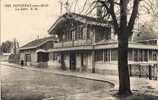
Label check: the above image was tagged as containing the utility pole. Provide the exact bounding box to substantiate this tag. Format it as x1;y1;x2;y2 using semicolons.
37;34;39;40
65;0;70;13
13;38;17;54
58;0;63;15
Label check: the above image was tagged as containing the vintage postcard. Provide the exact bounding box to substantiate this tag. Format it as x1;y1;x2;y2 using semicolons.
0;0;158;100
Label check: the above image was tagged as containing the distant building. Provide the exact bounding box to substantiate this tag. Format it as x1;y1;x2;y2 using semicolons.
19;36;57;67
48;13;158;75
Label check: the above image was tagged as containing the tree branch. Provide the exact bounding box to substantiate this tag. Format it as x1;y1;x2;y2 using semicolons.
128;0;140;36
97;0;119;34
109;0;119;34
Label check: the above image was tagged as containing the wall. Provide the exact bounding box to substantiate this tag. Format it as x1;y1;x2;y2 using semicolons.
0;54;9;62
76;53;81;70
95;62;118;75
64;53;70;69
48;52;60;68
30;51;37;66
87;53;92;71
19;49;37;66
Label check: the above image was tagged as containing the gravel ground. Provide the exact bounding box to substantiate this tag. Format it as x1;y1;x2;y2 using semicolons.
1;63;158;100
1;65;113;100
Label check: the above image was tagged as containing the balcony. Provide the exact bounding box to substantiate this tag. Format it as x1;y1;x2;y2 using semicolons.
54;39;92;48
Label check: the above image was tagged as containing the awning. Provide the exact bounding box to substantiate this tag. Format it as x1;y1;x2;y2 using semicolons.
36;49;48;53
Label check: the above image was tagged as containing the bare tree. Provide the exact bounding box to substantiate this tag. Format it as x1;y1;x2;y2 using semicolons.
61;0;142;96
95;0;141;95
140;0;158;17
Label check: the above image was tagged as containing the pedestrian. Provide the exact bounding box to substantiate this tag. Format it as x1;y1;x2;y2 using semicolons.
21;60;24;67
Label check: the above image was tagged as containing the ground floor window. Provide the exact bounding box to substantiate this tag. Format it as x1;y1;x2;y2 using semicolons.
94;48;157;63
25;54;31;62
111;49;117;61
152;51;157;61
134;49;139;61
144;50;148;61
104;49;111;62
128;49;133;61
149;50;153;61
95;50;103;62
94;49;111;62
49;53;58;61
133;49;149;62
132;49;158;62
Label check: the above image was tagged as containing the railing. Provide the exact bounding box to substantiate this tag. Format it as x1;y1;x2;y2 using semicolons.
54;42;63;48
54;39;92;48
128;64;158;80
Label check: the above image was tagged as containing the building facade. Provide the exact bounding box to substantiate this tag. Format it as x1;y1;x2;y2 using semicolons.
19;36;57;67
48;13;158;76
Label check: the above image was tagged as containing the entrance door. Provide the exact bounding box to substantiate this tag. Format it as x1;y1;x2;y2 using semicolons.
70;53;76;70
83;54;88;67
25;54;31;65
37;52;49;62
37;52;49;68
81;53;88;71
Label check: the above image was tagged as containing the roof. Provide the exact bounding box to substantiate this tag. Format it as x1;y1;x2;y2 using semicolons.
133;32;158;42
48;13;111;34
19;36;57;50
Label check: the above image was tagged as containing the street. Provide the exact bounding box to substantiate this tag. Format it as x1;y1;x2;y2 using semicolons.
1;65;113;100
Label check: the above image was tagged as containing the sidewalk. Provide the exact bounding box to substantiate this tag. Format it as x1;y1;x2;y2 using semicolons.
1;62;158;97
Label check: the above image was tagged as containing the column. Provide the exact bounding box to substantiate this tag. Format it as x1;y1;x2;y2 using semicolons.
92;50;95;73
132;49;134;61
147;50;150;62
60;52;66;70
109;49;111;62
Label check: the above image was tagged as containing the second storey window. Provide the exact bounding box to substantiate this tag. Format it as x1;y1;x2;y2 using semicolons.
111;49;118;61
76;27;83;40
87;29;90;39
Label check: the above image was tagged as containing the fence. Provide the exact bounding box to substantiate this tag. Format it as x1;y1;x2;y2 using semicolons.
8;54;20;64
129;64;158;80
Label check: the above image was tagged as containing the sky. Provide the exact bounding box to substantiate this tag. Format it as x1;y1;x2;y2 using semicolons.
1;0;156;46
1;0;61;46
1;0;95;46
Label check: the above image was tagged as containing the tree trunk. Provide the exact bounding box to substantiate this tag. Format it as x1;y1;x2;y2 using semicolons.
118;30;132;95
117;0;132;95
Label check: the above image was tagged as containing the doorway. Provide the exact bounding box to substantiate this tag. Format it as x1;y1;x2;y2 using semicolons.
25;54;31;65
37;52;49;68
37;52;49;62
81;53;88;71
70;52;76;70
